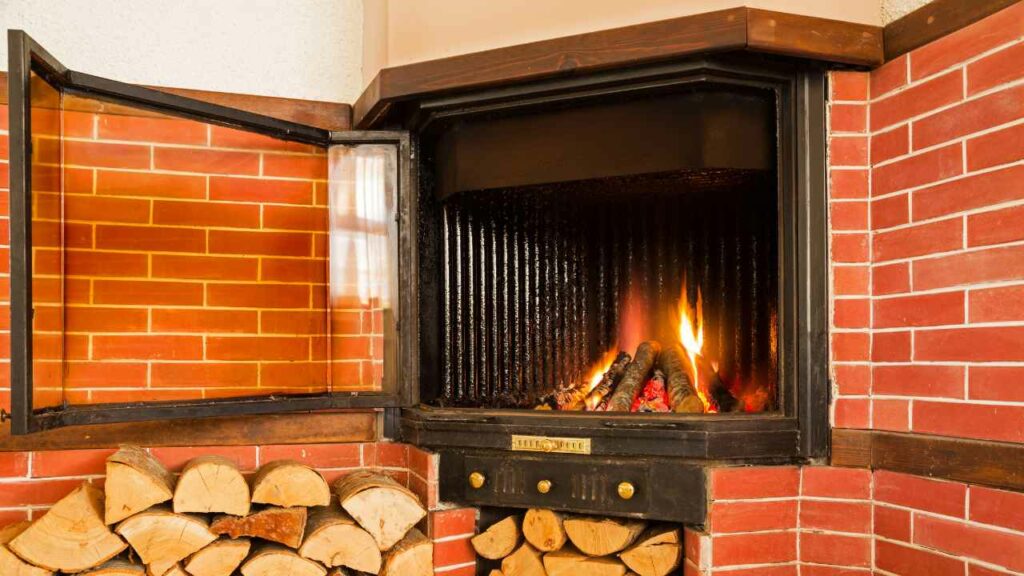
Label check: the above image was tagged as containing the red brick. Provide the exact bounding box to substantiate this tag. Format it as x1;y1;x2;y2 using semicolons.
93;335;203;360
66;306;149;333
800;500;871;534
64;250;149;278
31;448;116;478
871;70;963;132
263;154;327;179
259;443;361;469
969;564;1012;576
96;170;206;199
65;362;148;388
151;363;258;388
830;169;868;199
873;291;965;328
917;326;1024;362
872;143;963;197
830;104;867;133
60;140;151;169
833;398;869;428
206;283;309;308
832;332;870;362
831;234;869;263
207;336;309;361
712;532;796;567
263;204;328;231
910;2;1024;81
969;366;1024;402
915;85;1024;150
969;42;1024;95
261;310;327;334
0;478;89;507
970;284;1024;322
714;567;797;576
915;244;1024;290
869;401;905;433
870;55;908;99
800;532;870;568
833;364;871;395
801;466;871;499
153;200;261;229
873;364;964;398
154;147;259;175
709;500;797;533
968;122;1024;171
833;298;870;328
209;126;315;152
374;442;409;468
96;224;206;253
64;195;150;224
831;71;869;101
94;279;203;306
871;124;910;165
833;266;869;296
430;508;477;538
829;136;868;166
915;165;1024;222
152;309;258;333
0;452;29;477
874;504;911;542
872;217;963;262
875;539;965;576
875;470;966;517
970;486;1024;533
152;254;258;281
968;203;1024;247
98;115;207;145
260;361;329;389
798;567;867;576
209;229;311;257
871;193;909;230
914;401;1024;443
0;510;29;524
830;201;868;231
434;537;475;567
150;446;258;472
915;514;1024;572
872;262;910;295
408;446;437;483
209;177;313;205
261;258;327;283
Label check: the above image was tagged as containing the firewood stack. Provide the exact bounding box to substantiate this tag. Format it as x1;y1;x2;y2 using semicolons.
473;508;681;576
0;446;431;576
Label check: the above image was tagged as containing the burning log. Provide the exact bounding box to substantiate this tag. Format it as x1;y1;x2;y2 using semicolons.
660;345;704;413
631;370;670;412
581;351;632;410
692;353;737;412
471;515;520;560
522;508;566;552
606;341;661;412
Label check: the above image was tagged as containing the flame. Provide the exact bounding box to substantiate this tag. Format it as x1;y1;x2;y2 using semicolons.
582;349;618;410
676;284;716;413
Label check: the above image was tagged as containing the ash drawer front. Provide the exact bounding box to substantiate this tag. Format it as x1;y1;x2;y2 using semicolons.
439;450;706;523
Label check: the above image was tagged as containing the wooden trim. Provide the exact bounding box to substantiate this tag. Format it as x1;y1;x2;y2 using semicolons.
883;0;1022;61
0;411;377;452
831;429;1024;492
0;71;351;130
353;7;883;128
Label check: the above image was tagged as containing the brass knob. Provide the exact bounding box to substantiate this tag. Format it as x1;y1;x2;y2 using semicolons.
540;438;558;452
617;481;636;500
537;479;552;494
468;471;486;489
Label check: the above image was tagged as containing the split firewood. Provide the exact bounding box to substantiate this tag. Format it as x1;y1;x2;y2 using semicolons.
240;544;327;576
0;521;52;576
115;508;217;576
564;516;647;556
500;542;545;576
81;560;145;574
158;564;189;576
380;528;432;576
209;506;307;548
9;483;127;572
184;538;251;576
105;446;175;525
543;549;627;576
661;345;704;413
692;353;737;412
251;460;331;508
471;515;520;559
488;571;505;576
581;351;632;410
334;471;427;550
606;341;661;411
522;508;566;552
299;504;382;573
618;526;681;576
173;456;250;516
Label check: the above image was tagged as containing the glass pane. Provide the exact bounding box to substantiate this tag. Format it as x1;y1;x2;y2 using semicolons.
327;144;398;392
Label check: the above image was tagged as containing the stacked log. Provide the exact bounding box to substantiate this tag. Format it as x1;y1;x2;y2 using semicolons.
0;453;430;576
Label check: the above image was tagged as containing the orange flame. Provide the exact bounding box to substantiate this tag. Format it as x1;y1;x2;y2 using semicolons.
582;349;618;410
676;284;715;413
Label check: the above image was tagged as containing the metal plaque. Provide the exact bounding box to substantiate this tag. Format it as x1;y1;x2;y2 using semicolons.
511;435;591;454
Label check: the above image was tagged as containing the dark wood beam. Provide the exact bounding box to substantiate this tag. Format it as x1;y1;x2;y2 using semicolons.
354;7;883;128
0;411;377;452
883;0;1022;61
831;429;1024;492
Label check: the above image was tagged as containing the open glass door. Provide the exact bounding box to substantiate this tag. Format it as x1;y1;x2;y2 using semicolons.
5;31;415;434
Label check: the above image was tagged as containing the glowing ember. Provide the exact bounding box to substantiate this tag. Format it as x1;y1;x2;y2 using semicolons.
676;284;715;413
582;349;618;409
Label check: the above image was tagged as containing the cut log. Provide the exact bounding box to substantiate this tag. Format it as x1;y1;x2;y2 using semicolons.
81;560;145;574
158;565;189;576
471;515;520;559
606;341;661;412
619;526;681;576
380;528;432;576
105;446;175;525
564;516;646;556
184;538;251;576
522;509;565;552
9;483;127;572
115;508;217;576
299;504;381;573
544;550;627;576
241;544;327;576
0;521;52;576
558;351;631;410
173;456;250;516
661;345;704;413
251;460;331;508
334;471;426;550
501;542;545;576
209;506;307;548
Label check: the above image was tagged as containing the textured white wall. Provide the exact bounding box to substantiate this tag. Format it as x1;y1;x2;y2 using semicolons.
882;0;933;23
0;0;363;104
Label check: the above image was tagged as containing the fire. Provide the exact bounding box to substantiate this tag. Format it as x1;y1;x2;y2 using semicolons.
582;349;618;410
676;284;716;413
